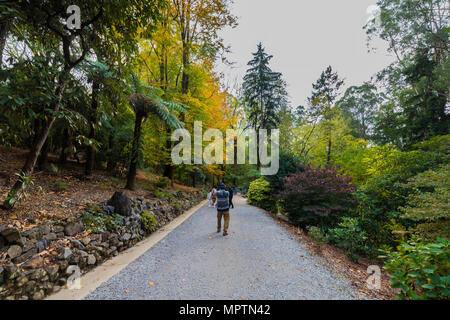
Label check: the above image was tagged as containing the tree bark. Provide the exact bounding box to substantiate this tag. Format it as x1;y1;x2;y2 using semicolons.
37;138;50;171
2;80;66;209
326;137;332;166
106;133;115;172
59;127;69;165
0;19;8;67
233;137;238;186
163;126;175;185
85;81;99;176
125;114;143;190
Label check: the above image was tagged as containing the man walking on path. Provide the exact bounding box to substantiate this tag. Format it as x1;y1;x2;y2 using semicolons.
216;183;230;236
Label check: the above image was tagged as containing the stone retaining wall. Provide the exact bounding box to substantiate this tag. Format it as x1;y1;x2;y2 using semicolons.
0;189;205;300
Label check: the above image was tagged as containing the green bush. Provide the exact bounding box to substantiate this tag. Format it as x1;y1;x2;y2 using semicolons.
155;176;171;189
354;137;449;249
154;188;174;200
327;217;373;262
308;226;328;244
82;205;124;233
380;238;450;300
398;164;450;242
140;210;157;233
247;177;277;212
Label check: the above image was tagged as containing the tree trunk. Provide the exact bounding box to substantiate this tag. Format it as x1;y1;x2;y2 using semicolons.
326;136;332;166
59;127;69;165
37;138;50;171
85;81;99;176
125;114;143;190
2;81;66;209
181;43;189;95
233;137;238;186
192;169;196;188
0;19;7;67
106;134;115;172
163;126;175;185
256;128;261;170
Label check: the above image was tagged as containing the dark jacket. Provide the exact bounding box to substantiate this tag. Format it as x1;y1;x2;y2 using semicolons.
216;189;230;211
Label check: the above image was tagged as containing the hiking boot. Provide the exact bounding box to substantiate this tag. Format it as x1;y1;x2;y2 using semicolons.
217;229;221;233
223;232;228;236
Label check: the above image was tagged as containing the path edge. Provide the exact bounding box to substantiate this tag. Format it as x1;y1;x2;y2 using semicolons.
46;200;208;300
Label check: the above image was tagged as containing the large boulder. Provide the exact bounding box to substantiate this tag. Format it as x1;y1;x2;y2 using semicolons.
107;192;132;216
1;227;23;246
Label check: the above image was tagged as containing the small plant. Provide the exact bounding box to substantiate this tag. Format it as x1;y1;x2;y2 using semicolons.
308;226;328;244
142;183;157;193
82;205;124;233
380;238;450;300
53;180;69;192
154;188;174;200
140;210;157;233
155;176;171;189
49;163;59;174
327;217;372;262
3;172;35;207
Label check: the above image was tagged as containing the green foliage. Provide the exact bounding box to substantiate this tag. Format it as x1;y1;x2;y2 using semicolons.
327;217;373;262
337;83;382;140
3;172;36;206
243;43;287;131
154;188;175;201
140;210;157;233
308;226;328;244
265;150;302;191
247;177;277;212
380;238;450;300
155;176;171;189
399;164;450;242
360;147;442;217
52;181;69;193
82;205;123;233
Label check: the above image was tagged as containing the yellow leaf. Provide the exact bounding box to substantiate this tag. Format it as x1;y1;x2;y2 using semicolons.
148;282;154;286
9;216;17;219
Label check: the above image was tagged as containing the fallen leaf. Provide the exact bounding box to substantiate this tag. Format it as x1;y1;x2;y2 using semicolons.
181;278;187;282
124;289;129;293
209;236;212;239
148;282;154;286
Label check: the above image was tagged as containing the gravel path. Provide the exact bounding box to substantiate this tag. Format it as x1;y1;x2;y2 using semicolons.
85;197;362;300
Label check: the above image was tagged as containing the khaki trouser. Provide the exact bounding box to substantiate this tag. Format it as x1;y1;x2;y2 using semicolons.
217;210;230;233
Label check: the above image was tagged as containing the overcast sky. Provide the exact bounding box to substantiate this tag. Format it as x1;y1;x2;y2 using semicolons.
216;0;395;108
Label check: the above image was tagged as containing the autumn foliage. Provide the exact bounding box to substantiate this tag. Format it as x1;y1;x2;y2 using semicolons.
278;165;356;228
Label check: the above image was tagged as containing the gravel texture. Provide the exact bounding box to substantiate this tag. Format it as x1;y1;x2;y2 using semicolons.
85;197;362;300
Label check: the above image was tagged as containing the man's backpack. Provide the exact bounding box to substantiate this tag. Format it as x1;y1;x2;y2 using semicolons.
215;190;230;210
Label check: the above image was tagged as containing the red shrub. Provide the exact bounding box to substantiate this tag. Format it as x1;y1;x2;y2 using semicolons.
278;165;356;228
